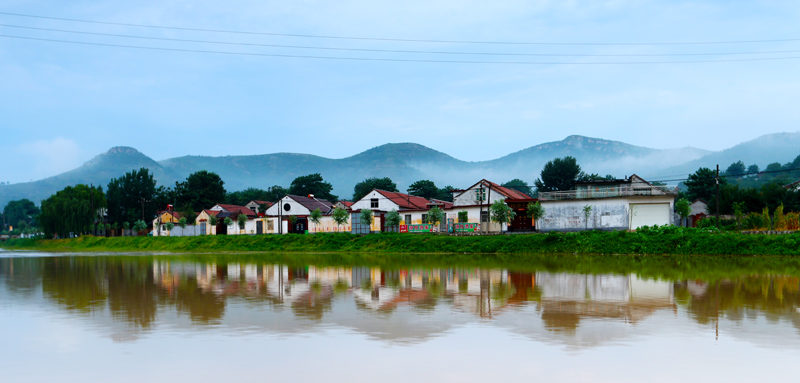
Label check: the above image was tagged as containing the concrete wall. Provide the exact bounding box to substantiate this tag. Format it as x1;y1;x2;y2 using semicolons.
539;196;674;232
539;199;630;232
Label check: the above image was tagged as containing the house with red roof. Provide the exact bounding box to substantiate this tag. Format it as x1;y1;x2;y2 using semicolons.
350;189;438;233
209;204;260;234
264;195;343;234
450;179;536;233
245;200;273;214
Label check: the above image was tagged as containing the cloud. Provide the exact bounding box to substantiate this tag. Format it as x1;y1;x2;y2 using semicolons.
15;138;82;181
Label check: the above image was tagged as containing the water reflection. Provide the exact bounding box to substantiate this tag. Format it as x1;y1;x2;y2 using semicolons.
2;254;800;346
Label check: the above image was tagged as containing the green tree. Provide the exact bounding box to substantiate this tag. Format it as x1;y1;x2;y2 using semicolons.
426;206;445;227
174;170;226;211
501;179;532;196
457;211;469;223
534;156;583;192
437;185;456;202
675;198;691;227
133;220;147;235
164;221;175;236
526;201;545;230
224;187;282;208
733;201;746;230
685;167;725;202
761;206;772;230
408;180;440;200
309;208;323;232
724;161;747;178
583;205;593;230
224;217;233;232
332;207;349;232
106;168;161;225
289;173;337;202
178;217;187;230
360;209;373;231
123;221;130;236
747;164;760;175
353;177;398;201
2;199;40;230
39;184;106;238
489;200;515;230
237;213;247;233
385;209;401;231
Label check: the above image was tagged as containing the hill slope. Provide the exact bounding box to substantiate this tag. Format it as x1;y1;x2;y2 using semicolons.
7;134;776;207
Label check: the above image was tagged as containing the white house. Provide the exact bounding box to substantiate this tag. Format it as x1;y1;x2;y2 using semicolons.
537;175;676;232
349;189;435;233
208;204;259;235
264;195;339;234
449;180;535;233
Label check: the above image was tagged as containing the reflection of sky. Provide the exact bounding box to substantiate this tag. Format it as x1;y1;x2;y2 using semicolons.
3;252;800;382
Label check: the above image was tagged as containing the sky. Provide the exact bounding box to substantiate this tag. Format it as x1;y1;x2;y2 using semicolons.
1;0;800;184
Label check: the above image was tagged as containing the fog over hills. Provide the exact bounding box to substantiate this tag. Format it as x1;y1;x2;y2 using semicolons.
2;133;798;207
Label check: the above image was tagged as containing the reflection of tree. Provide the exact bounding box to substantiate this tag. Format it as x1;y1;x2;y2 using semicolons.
42;258;108;312
675;276;800;326
291;285;334;320
106;261;159;328
0;258;42;298
169;277;226;324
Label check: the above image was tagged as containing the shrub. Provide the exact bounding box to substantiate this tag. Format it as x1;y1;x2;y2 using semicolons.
786;212;799;231
743;213;764;230
773;204;787;231
761;207;772;230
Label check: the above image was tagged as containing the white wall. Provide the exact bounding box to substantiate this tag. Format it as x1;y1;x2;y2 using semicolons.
453;183;507;207
350;190;401;212
539;196;674;232
265;196;312;217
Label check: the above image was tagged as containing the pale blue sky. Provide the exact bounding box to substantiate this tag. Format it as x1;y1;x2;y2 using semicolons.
2;0;800;183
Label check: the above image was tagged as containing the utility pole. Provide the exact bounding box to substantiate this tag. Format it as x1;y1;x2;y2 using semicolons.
716;164;720;227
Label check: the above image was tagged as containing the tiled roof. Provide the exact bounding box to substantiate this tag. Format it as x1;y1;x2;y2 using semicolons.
202;209;220;217
214;204;257;218
339;201;354;207
248;200;274;206
428;199;454;209
288;195;335;214
459;180;532;200
375;190;431;210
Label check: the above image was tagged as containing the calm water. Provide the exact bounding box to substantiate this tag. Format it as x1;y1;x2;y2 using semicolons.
2;250;800;382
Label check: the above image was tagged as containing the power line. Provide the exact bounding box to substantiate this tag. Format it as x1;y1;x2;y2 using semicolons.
2;11;799;46
648;165;800;184
4;34;800;64
4;23;800;57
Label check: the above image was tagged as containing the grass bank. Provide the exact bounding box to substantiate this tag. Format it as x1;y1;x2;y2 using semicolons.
3;226;800;256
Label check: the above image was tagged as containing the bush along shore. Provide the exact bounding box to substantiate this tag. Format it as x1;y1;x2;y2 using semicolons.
3;226;800;256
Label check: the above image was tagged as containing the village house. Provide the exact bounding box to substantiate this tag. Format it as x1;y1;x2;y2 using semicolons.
536;175;676;232
195;209;220;235
245;200;273;214
264;195;340;234
209;204;259;235
449;180;535;233
688;199;708;227
349;189;434;233
152;210;182;236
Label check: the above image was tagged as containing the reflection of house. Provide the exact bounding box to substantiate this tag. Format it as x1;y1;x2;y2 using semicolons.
538;175;676;231
449;179;535;232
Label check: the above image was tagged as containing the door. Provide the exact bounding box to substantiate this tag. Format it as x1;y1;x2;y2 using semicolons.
256;220;263;234
630;203;670;229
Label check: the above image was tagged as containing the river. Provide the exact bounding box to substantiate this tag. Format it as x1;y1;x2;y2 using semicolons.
1;250;799;382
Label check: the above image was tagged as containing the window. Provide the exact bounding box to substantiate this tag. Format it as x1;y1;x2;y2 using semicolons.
370;198;379;208
199;222;206;235
283;203;291;212
405;214;412;225
267;220;274;231
481;211;489;222
476;188;486;202
422;214;428;224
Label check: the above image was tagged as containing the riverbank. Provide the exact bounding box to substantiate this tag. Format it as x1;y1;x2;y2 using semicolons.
3;226;800;256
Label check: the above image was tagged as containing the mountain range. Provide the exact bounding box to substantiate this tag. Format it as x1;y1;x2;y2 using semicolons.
2;133;799;207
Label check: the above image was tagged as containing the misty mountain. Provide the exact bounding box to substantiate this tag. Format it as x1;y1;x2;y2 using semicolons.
652;132;800;179
12;133;799;208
